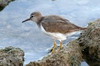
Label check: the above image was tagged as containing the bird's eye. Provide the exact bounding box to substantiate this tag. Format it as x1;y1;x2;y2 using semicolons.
31;15;34;17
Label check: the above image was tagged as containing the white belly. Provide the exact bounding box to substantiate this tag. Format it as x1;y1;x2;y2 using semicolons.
40;25;78;41
40;26;66;41
44;32;66;41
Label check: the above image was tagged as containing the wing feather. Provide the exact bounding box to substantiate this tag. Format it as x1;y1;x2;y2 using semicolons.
41;15;81;34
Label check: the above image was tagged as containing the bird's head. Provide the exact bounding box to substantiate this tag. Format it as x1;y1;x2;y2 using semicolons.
22;12;42;23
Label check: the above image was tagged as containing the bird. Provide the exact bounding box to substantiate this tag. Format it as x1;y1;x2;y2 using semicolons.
22;12;86;53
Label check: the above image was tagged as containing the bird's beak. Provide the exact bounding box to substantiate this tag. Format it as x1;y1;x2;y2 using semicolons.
22;18;31;23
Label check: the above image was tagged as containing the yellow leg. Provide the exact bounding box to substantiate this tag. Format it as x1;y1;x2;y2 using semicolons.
60;41;63;49
52;41;57;54
57;41;63;52
52;48;54;54
54;41;57;49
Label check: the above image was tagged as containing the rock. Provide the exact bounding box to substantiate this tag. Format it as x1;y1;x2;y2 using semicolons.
26;40;83;66
0;0;15;11
0;46;24;66
26;19;100;66
78;19;100;66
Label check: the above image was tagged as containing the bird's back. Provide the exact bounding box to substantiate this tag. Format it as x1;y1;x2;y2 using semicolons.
40;15;85;34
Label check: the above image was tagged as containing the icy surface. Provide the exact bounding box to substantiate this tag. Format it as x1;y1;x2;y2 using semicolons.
0;0;100;65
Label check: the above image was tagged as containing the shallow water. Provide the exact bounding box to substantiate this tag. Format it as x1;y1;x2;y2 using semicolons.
0;0;100;65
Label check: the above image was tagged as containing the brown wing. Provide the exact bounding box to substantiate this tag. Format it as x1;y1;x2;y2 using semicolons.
41;15;82;34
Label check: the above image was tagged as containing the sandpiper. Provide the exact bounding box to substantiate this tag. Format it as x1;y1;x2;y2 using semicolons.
22;12;86;53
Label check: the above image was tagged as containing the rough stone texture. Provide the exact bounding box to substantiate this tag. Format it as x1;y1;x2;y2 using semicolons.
78;19;100;66
26;40;83;66
0;0;14;11
26;19;100;66
0;46;24;66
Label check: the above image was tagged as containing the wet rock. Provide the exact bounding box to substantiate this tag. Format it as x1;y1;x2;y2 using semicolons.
26;19;100;66
0;46;24;66
0;0;15;11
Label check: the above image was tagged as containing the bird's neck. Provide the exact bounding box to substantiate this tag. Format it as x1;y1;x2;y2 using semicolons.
36;17;44;27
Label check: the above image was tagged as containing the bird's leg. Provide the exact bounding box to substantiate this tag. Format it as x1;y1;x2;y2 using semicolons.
52;48;54;53
54;41;57;49
57;41;63;52
60;41;63;49
52;41;57;53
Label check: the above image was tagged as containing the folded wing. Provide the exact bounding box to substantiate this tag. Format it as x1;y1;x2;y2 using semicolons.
41;15;82;34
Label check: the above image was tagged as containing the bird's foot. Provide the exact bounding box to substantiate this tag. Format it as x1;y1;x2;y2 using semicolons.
48;46;59;53
51;48;55;54
48;46;63;53
48;41;63;53
57;46;63;52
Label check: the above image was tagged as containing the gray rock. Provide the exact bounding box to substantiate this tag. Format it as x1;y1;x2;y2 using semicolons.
26;40;83;66
0;46;24;66
0;0;14;11
78;19;100;66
